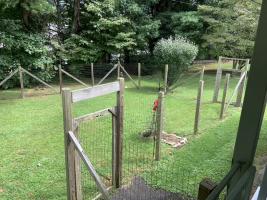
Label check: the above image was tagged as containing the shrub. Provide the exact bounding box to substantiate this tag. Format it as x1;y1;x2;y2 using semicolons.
153;36;198;86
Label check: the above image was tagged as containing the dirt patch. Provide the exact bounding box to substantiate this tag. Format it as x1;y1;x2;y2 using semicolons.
111;176;191;200
162;132;187;148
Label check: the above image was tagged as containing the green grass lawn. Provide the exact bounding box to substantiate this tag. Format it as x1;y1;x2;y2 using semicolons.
0;73;266;199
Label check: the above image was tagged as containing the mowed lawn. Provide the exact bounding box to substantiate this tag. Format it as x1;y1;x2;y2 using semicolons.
0;73;267;199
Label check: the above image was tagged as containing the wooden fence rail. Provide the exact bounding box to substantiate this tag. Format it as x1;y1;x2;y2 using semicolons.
224;72;247;112
68;131;109;200
0;69;19;87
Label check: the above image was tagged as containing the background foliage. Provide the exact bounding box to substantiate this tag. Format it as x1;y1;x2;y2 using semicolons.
0;0;262;88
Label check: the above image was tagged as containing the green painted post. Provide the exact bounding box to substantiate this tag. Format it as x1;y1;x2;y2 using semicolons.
229;0;267;197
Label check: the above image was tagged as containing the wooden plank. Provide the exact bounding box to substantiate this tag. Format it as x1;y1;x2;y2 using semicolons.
62;88;77;200
59;64;63;93
74;125;82;200
200;66;205;81
220;56;249;61
235;71;247;107
226;166;255;200
71;81;120;103
213;57;222;103
155;91;164;161
194;80;204;134
19;66;24;99
225;72;247;112
138;63;141;88
114;78;124;188
97;65;117;85
91;63;95;86
22;68;58;92
220;74;230;119
119;64;139;89
74;107;115;124
206;164;240;200
0;69;19;87
117;62;120;78
61;69;89;87
164;64;169;93
68;131;110;200
112;113;117;186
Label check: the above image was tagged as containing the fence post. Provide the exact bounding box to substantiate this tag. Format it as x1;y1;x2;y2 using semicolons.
19;66;24;99
117;62;121;79
220;74;230;119
112;112;116;186
194;80;204;134
138;63;141;89
213;56;222;103
155;91;164;161
114;78;124;188
74;124;82;200
235;71;246;107
62;88;77;200
59;64;63;93
200;66;205;81
164;64;169;93
91;63;95;86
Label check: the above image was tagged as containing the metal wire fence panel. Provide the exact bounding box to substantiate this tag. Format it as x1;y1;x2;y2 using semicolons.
66;72;236;199
79;114;113;199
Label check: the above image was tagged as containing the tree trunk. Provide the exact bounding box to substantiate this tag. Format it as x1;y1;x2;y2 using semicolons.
72;0;81;33
20;0;30;28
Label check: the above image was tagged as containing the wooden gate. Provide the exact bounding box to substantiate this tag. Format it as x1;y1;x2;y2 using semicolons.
62;79;124;200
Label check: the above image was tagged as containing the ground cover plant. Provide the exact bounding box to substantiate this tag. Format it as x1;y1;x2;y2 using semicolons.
0;71;266;199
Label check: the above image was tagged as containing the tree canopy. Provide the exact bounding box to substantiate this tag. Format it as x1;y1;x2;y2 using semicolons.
0;0;262;88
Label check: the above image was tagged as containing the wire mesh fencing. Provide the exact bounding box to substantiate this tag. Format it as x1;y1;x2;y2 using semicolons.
70;83;231;200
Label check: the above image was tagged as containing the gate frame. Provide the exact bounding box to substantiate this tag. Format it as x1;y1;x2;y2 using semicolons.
62;78;125;200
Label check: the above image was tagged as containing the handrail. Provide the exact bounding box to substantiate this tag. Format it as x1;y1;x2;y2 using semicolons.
206;163;241;200
226;166;255;199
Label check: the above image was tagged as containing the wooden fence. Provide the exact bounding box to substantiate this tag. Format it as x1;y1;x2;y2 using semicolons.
213;56;250;103
0;66;58;98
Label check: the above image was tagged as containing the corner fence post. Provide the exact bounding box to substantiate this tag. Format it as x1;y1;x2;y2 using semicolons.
62;88;78;200
213;56;222;103
155;91;164;161
220;73;230;119
138;63;141;89
59;64;63;93
164;64;169;94
194;80;204;134
114;78;124;188
91;63;95;86
19;65;24;98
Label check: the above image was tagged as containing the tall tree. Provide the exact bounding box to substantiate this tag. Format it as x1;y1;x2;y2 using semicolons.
72;0;81;33
0;0;56;88
199;0;261;58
